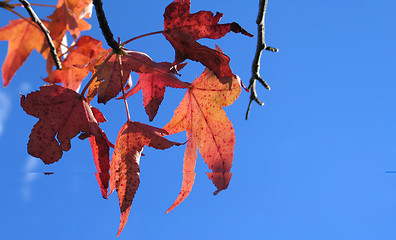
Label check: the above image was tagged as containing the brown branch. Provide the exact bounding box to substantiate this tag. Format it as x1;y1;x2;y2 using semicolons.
92;0;121;53
18;0;62;70
246;0;278;120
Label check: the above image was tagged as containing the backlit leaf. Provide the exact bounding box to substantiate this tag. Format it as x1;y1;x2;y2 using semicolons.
0;19;48;87
21;85;105;164
110;121;182;236
163;0;252;81
164;67;241;212
122;62;189;121
44;36;105;92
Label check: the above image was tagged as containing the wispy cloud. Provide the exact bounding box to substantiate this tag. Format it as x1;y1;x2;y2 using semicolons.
21;156;40;201
0;91;11;137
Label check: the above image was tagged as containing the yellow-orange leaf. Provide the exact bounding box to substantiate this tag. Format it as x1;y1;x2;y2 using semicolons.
164;67;241;213
110;121;181;236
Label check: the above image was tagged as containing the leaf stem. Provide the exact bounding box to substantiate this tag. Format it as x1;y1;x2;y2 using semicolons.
246;0;278;120
18;0;62;70
121;30;165;46
92;0;121;54
117;55;131;122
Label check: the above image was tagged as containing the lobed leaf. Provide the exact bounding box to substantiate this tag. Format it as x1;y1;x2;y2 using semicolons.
164;67;241;212
163;0;253;82
44;36;105;92
85;50;186;104
122;62;189;121
21;85;107;164
110;121;182;236
0;19;48;87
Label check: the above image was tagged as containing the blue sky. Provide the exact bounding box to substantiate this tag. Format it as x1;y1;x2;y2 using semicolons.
1;0;396;239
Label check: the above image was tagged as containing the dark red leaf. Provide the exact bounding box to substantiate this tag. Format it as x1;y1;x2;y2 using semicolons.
21;85;104;164
163;0;253;81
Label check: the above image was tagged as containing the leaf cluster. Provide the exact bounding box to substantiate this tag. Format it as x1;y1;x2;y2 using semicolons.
0;0;253;236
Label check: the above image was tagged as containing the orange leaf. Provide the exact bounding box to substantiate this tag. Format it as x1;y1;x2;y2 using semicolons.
21;85;105;164
48;0;91;41
44;0;92;76
110;121;182;236
0;19;48;87
44;36;105;92
164;67;241;212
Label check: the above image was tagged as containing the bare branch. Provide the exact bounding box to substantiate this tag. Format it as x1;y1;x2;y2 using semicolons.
92;0;121;53
246;0;278;120
18;0;62;70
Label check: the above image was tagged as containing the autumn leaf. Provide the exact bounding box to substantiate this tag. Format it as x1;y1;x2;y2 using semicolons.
43;0;92;78
164;67;241;213
0;19;48;87
121;62;189;121
163;0;253;81
89;106;113;198
48;0;92;42
110;121;182;236
21;85;105;164
44;36;105;92
85;50;185;104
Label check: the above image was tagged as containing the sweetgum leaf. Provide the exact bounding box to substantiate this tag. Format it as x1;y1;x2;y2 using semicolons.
122;62;189;121
48;0;92;41
89;106;113;198
164;67;241;212
163;0;253;81
44;36;105;92
0;19;49;87
110;121;182;236
21;85;105;164
85;50;185;104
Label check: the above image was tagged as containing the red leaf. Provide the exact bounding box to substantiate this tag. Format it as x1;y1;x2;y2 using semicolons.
110;121;182;236
86;50;185;104
89;106;113;198
89;132;112;198
21;85;104;164
163;0;252;81
44;36;105;91
122;62;189;121
164;67;241;212
0;19;48;87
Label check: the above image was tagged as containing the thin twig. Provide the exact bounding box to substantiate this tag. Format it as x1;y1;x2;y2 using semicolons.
92;0;121;53
246;0;278;120
121;30;165;46
18;0;62;70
